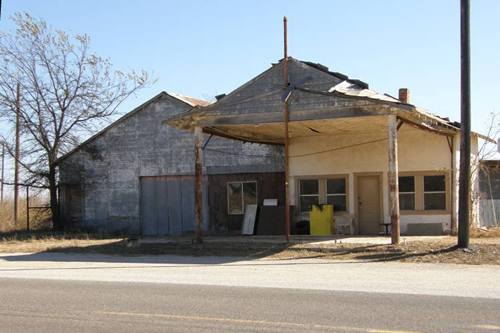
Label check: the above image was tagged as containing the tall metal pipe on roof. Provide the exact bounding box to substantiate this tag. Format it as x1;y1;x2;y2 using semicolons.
283;16;291;241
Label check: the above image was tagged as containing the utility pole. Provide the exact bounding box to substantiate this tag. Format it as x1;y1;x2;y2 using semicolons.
458;0;471;248
13;82;20;228
0;143;4;205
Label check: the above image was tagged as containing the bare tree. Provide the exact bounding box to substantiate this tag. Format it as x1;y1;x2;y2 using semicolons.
470;112;499;227
0;13;150;229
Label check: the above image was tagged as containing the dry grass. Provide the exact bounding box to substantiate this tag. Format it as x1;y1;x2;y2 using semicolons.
471;226;500;238
0;198;51;232
0;230;122;253
0;231;499;265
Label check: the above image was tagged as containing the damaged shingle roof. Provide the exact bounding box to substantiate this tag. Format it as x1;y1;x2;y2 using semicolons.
297;59;468;130
168;92;212;107
300;60;370;89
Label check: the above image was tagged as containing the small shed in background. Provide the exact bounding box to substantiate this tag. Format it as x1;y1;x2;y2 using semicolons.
479;160;500;227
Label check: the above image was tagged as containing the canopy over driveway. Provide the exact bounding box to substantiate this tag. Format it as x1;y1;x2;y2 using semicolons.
166;57;484;244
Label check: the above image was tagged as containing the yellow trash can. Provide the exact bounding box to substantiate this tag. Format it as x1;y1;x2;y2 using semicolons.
309;204;334;236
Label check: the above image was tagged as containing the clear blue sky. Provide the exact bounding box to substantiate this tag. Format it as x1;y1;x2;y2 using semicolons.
2;0;499;135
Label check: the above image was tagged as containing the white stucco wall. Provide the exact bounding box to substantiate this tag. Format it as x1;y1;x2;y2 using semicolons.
288;116;478;234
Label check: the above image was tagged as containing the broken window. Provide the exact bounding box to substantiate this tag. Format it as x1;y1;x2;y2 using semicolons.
326;178;347;212
399;176;415;210
424;175;446;210
299;179;319;213
227;181;257;215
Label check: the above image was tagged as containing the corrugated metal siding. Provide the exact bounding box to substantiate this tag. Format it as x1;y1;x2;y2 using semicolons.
140;176;196;236
479;199;500;227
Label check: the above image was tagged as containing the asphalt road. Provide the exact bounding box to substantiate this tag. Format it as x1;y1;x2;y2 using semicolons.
0;253;499;332
0;278;498;333
1;253;500;299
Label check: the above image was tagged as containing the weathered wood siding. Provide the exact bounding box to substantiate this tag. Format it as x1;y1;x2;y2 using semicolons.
58;93;283;234
208;172;285;233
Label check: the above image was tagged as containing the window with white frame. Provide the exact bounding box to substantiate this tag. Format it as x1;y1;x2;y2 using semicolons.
423;175;446;210
299;177;347;213
326;178;347;212
397;173;447;212
299;179;320;213
227;181;257;215
399;176;415;210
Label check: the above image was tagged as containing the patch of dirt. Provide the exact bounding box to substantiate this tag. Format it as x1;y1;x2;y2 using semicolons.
276;240;500;265
0;231;499;265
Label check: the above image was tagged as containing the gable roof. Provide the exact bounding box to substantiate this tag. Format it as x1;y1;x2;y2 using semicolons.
55;91;209;165
168;92;212;107
165;57;495;145
166;58;452;128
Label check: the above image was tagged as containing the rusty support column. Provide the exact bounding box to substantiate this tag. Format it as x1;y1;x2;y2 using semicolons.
194;126;204;244
388;115;400;244
450;135;459;234
283;16;291;241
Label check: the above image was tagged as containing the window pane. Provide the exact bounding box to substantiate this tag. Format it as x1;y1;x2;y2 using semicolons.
227;183;242;214
300;179;319;195
424;193;446;210
327;178;346;194
399;193;415;210
399;176;415;192
243;182;257;207
300;196;319;212
326;195;347;212
424;175;445;192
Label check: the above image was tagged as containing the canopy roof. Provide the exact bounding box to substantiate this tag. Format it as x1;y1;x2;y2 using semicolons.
166;58;490;144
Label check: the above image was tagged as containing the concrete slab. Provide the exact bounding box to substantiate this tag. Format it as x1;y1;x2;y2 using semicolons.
138;235;450;246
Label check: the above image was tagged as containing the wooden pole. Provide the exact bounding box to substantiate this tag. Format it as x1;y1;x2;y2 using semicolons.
26;185;29;231
388;115;400;244
458;0;471;248
14;81;20;228
194;126;204;244
283;16;291;241
0;143;4;205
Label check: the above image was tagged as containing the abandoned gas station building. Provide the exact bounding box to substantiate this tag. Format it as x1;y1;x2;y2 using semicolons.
167;57;491;238
58;57;490;237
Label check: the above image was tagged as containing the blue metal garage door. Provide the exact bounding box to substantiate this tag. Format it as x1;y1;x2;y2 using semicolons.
140;176;195;236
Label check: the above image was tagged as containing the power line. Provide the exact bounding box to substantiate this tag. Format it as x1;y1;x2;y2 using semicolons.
289;137;387;158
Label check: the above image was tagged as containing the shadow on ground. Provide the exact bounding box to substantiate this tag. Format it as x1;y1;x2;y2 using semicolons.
1;231;497;265
0;238;456;265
